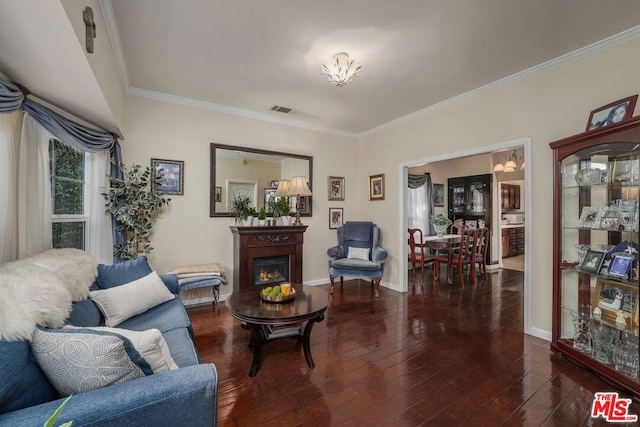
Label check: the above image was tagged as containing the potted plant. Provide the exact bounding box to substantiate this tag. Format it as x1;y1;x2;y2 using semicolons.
104;163;171;260
270;197;291;225
230;195;255;226
257;206;267;226
430;213;452;237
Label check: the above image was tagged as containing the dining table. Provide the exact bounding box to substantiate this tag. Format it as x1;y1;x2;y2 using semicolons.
420;234;463;282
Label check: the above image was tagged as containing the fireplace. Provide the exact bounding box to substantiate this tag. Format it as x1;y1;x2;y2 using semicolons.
230;225;307;291
253;255;290;286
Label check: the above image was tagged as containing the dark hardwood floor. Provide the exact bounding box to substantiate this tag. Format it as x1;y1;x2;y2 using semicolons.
188;267;640;426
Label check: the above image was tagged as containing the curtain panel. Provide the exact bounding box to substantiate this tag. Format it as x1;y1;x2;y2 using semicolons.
0;77;123;262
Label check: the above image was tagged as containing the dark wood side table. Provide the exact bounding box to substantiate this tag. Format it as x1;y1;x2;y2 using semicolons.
225;284;330;377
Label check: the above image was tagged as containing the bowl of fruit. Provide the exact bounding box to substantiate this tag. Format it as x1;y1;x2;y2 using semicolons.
260;283;296;303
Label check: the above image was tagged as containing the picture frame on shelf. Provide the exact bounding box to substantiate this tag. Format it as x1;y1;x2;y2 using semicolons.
608;254;633;279
599;216;620;231
577;206;603;228
270;180;279;188
591;278;638;325
586;95;638;131
581;250;605;275
369;174;385;201
328;176;345;201
151;158;184;195
432;183;444;207
329;207;343;229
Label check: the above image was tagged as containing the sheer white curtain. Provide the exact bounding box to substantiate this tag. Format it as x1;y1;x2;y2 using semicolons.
18;113;52;258
408;185;429;232
87;150;113;264
0;112;21;263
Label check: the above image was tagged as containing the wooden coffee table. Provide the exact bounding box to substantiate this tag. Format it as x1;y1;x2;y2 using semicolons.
225;284;330;377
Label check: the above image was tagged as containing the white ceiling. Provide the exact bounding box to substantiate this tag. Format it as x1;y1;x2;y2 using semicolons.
0;1;639;138
108;0;640;136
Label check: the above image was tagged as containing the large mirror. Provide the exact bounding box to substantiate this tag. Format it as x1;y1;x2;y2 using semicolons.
210;143;313;217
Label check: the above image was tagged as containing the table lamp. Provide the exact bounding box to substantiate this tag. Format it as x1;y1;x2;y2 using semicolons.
286;176;312;226
275;179;290;198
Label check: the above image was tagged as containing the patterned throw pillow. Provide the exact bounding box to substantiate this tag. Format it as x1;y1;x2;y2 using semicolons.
31;327;152;396
347;247;370;260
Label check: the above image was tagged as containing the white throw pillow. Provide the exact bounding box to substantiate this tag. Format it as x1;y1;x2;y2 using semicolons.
347;247;370;260
31;327;149;396
64;326;178;373
89;271;175;327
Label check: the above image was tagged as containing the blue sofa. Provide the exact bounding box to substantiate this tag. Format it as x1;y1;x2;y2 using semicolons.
0;260;218;426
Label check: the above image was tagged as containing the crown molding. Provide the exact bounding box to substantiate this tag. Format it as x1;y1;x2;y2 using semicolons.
358;25;640;138
126;87;358;138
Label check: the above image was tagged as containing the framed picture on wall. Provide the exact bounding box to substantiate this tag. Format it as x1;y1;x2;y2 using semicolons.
369;174;385;201
151;158;184;195
214;186;222;203
328;176;345;201
329;207;343;229
433;183;444;207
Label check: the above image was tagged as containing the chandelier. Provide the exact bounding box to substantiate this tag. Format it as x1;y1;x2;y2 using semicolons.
494;149;525;172
321;52;362;87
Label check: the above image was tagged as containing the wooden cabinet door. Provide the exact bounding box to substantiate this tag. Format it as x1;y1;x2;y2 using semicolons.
502;229;510;258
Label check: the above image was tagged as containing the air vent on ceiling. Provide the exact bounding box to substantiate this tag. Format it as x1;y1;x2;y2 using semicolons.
270;105;292;114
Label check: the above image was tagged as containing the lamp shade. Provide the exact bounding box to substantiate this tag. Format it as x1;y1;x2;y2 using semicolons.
504;160;517;169
493;163;505;172
286;176;312;197
275;180;291;197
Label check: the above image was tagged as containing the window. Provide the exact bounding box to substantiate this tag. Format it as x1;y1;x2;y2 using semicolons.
50;138;87;249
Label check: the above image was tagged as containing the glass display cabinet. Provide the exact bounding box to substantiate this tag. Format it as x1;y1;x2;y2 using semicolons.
550;116;640;400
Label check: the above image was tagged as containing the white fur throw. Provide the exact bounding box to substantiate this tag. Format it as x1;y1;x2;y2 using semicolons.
25;249;98;301
0;262;72;341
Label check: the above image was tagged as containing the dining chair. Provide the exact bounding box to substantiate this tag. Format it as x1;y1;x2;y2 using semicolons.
450;219;465;235
474;227;490;279
434;228;479;286
408;228;434;285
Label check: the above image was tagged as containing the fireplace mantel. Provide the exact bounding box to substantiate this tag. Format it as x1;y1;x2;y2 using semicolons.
230;225;307;292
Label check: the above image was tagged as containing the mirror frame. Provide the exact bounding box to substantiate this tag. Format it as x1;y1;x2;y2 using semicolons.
210;143;313;217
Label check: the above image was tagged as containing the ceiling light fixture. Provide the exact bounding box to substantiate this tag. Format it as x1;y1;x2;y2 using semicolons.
494;149;524;173
321;52;361;87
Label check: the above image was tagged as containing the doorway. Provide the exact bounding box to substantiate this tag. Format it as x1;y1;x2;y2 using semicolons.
398;138;533;335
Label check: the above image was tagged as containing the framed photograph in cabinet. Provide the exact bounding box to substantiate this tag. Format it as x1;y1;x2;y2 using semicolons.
586;95;638;131
592;278;638;325
151;158;184;195
369;174;385;201
609;254;633;279
328;176;345;201
581;250;605;274
577;206;603;229
329;207;343;229
432;183;444;207
600;216;620;231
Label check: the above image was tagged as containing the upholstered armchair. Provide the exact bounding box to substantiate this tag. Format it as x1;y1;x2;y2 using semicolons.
327;221;388;297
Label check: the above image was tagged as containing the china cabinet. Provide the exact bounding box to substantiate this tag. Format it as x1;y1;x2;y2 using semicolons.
550;116;640;400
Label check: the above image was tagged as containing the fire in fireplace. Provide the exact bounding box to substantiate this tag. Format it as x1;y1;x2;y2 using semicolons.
253;255;290;286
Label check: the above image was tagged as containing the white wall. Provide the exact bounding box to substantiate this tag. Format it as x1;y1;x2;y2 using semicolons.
120;95;357;299
356;37;640;335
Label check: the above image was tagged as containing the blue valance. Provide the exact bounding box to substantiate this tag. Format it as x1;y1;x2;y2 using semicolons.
0;79;24;113
0;77;118;153
23;99;116;153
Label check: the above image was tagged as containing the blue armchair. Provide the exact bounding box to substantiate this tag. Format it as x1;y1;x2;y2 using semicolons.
327;221;388;297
